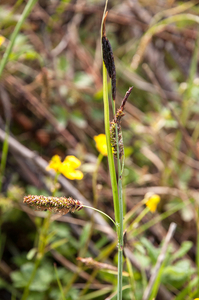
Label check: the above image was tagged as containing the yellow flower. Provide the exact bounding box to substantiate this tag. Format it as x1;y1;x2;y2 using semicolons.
0;36;5;46
194;298;199;300
60;156;83;180
145;193;160;213
46;155;62;172
46;155;83;180
94;134;108;156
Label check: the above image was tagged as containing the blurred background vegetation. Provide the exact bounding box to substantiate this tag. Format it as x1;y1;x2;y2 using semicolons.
1;0;199;299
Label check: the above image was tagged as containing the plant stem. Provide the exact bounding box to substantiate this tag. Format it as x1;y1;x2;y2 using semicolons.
101;0;119;228
83;205;116;226
21;259;40;300
128;207;149;233
112;99;124;300
102;62;120;227
21;211;52;300
54;264;65;300
124;199;146;226
0;123;9;193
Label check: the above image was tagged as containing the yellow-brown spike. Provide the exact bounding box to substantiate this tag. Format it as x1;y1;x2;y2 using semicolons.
23;195;83;215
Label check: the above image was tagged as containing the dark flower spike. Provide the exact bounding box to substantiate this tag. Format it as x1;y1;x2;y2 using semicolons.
110;87;133;158
24;195;83;215
102;11;116;101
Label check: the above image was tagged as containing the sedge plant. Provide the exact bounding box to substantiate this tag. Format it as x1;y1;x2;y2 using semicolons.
101;2;134;298
22;2;165;299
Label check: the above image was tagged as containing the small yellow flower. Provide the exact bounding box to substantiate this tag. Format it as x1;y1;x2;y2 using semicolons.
46;155;62;172
60;156;83;180
94;134;108;156
145;193;160;213
0;36;5;46
194;298;199;300
46;155;83;180
63;155;81;168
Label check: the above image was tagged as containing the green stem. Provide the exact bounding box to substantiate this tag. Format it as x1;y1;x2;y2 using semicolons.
118;182;123;300
102;62;120;227
113;100;123;300
0;123;9;193
21;210;52;300
83;205;116;226
113;99;124;300
128;207;149;233
101;0;119;228
21;259;40;300
124;199;146;226
54;264;65;300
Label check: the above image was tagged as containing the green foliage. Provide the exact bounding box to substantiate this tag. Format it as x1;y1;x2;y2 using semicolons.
11;262;54;291
171;241;193;262
140;237;160;265
162;260;194;289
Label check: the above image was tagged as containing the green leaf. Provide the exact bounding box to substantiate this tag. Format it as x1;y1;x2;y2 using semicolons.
161;260;194;289
11;262;55;291
46;230;57;244
11;270;28;288
171;241;193;262
51;222;70;238
50;238;68;250
27;248;37;260
133;252;150;268
141;237;160;265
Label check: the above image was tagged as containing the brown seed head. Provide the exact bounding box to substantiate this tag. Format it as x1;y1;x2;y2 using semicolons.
23;195;83;215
